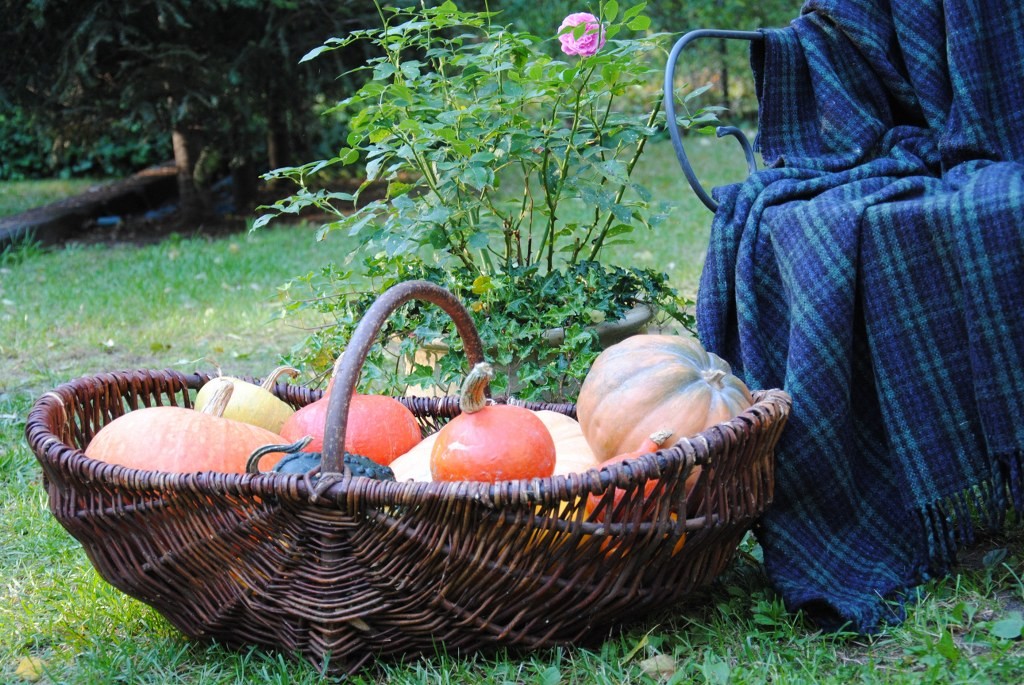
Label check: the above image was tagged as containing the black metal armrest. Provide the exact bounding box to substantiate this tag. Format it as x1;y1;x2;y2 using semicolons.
663;29;764;212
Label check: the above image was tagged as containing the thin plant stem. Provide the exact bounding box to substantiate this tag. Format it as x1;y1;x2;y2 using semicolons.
539;62;599;270
585;91;664;262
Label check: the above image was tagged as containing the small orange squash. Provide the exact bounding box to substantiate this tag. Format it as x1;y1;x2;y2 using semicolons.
390;409;596;482
430;362;556;483
576;334;753;462
585;429;674;523
85;379;288;473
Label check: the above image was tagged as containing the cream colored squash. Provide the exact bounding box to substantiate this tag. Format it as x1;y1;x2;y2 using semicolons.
193;366;298;433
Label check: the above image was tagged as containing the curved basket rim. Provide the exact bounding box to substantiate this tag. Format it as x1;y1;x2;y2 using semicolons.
25;367;791;510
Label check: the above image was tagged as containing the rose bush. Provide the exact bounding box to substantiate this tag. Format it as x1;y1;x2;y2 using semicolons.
259;1;713;399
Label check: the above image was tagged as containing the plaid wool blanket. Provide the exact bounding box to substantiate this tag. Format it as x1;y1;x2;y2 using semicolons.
698;0;1024;631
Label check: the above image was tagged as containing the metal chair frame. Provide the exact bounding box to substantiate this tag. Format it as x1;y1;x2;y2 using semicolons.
663;29;764;212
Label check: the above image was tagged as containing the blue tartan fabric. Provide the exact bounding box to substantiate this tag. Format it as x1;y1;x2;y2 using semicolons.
697;0;1024;631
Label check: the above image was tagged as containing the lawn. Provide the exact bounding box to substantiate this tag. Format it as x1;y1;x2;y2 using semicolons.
0;178;111;218
2;138;1022;683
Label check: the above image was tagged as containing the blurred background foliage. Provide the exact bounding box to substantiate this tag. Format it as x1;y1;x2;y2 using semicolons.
0;0;802;192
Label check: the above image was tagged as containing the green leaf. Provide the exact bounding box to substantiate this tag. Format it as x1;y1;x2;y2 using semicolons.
595;159;630;185
603;0;620;21
601;62;621;84
604;223;634;238
538;666;562;685
935;629;960;662
299;44;331;63
427;229;450;249
461;164;492;190
702;659;731;685
619;627;652;664
422;204;451;224
622;2;648;21
683;82;714;102
400;60;423;80
626;15;650;31
467;232;490;249
387;181;414;199
369;128;394;144
471;274;493;295
372;62;397;80
990;613;1024;640
306;159;334;175
339;147;360;165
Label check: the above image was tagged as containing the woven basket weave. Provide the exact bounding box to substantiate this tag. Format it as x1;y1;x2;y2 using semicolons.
25;281;791;675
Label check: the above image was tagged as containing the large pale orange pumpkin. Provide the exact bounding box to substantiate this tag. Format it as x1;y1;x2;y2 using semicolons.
576;334;753;462
84;379;288;473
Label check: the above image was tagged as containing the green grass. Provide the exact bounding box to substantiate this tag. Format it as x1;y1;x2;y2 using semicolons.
0;178;111;218
2;139;1023;683
0;226;339;396
603;130;755;297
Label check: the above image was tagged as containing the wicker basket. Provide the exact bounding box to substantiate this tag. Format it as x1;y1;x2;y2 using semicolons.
25;281;791;675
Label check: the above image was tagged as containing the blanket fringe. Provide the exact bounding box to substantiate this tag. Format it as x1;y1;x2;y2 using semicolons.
919;449;1023;574
1001;448;1024;513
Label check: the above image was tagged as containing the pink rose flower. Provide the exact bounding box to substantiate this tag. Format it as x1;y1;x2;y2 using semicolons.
558;12;606;57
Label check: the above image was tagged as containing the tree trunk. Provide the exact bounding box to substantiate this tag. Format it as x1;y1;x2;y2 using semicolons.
172;127;203;223
266;102;291;171
231;157;258;213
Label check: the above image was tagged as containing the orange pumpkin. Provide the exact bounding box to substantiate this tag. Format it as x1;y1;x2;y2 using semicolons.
279;355;421;466
586;430;690;557
431;362;556;482
279;392;421;466
390;409;596;483
84;379;288;473
585;429;674;523
576;334;753;462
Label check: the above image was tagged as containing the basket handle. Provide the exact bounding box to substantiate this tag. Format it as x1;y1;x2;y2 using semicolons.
316;280;485;495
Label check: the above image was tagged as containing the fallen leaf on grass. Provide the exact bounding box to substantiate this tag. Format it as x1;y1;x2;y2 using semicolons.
639;654;677;680
15;656;45;682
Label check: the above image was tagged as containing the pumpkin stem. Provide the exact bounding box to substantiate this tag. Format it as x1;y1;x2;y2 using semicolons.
459;362;494;414
648;429;674;447
259;365;300;391
245;435;313;474
201;378;234;417
701;368;728;388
